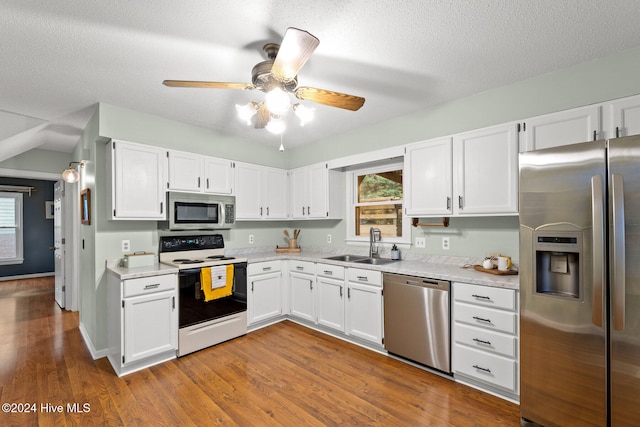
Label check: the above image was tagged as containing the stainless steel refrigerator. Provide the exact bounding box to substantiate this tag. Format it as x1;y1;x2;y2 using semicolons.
519;135;640;427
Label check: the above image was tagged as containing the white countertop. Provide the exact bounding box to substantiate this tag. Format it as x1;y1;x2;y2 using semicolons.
235;250;520;290
106;261;179;280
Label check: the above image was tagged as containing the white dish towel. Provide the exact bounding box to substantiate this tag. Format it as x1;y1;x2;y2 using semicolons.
209;265;227;290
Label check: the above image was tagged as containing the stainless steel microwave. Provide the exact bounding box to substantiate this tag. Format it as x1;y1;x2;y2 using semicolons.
159;192;236;230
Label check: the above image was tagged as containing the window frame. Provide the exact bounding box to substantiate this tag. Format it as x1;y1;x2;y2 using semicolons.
0;192;24;265
345;162;411;246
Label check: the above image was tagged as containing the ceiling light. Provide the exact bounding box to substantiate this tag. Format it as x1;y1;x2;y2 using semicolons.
61;161;84;183
266;116;286;135
235;102;258;125
293;104;314;126
264;87;291;116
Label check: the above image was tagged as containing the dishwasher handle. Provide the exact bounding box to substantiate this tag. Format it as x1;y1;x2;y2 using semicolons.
404;278;450;291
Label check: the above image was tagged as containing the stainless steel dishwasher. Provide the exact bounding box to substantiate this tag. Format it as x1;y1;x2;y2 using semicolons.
383;273;451;374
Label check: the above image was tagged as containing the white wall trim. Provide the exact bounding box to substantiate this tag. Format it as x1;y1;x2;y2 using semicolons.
326;146;404;170
0;272;54;281
79;322;108;360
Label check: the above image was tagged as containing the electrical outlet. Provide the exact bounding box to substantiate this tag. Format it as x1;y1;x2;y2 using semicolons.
249;234;254;244
442;237;450;250
327;234;332;244
415;237;426;248
121;240;130;252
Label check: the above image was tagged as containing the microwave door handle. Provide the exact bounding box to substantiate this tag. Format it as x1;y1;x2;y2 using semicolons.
611;173;626;331
591;175;605;328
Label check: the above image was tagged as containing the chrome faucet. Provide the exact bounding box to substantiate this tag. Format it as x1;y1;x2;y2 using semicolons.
369;227;381;258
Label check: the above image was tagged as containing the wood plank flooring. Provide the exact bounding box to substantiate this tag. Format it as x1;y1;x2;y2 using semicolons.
0;277;521;426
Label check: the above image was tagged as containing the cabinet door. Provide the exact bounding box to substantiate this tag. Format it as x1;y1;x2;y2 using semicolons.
346;282;382;345
453;123;519;215
248;271;281;324
123;289;177;364
316;276;345;332
290;167;307;219
404;137;453;216
167;150;203;192
203;156;234;194
608;94;640;138
234;162;263;219
307;163;328;218
522;105;601;152
289;272;315;322
263;167;288;219
112;140;166;219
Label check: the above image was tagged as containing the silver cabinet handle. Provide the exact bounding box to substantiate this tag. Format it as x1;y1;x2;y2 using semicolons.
323;270;332;275
266;207;269;216
296;266;304;270
446;196;451;210
458;195;463;209
472;316;492;323
473;338;491;345
356;276;368;281
260;207;263;216
262;267;272;271
307;206;310;215
591;175;605;328
472;294;491;300
302;206;305;216
339;286;343;298
251;281;254;292
197;177;201;188
144;283;160;290
309;280;313;290
206;178;209;189
473;364;491;373
611;173;626;331
172;296;175;310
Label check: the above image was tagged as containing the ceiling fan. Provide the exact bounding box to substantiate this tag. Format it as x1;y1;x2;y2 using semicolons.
163;27;365;130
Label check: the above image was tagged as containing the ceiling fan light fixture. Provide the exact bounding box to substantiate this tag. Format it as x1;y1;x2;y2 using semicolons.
265;116;286;135
293;103;314;126
264;87;291;116
235;101;258;125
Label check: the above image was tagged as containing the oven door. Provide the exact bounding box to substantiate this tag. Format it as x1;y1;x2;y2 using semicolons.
178;263;247;329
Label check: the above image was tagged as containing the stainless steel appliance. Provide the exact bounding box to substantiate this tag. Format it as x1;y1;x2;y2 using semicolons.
519;136;640;426
159;234;247;356
159;192;236;231
383;272;451;373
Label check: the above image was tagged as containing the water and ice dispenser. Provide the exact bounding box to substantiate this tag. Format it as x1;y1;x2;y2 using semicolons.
534;231;582;300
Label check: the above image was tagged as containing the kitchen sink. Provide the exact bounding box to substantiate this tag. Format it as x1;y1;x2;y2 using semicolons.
323;254;369;262
353;257;397;265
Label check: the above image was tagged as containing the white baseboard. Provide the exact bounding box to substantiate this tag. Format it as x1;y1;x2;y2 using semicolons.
79;322;108;360
0;272;55;281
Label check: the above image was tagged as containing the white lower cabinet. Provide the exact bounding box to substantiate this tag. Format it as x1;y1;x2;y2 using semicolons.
289;261;316;322
452;282;519;400
346;268;383;346
247;261;282;326
316;263;345;332
107;271;178;377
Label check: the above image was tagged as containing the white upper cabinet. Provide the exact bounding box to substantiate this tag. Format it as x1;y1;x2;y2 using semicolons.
520;104;601;152
607;94;640;138
290;162;343;219
108;139;167;220
404;137;453;216
167;150;234;194
234;161;288;220
453;122;519;215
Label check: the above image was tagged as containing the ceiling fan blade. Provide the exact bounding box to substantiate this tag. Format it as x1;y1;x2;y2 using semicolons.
295;87;365;111
163;80;254;90
254;103;270;129
271;28;319;82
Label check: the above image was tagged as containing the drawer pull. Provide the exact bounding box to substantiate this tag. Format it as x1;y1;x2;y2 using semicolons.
473;338;492;346
471;294;491;300
262;267;272;271
323;270;333;275
473;364;492;373
296;266;304;270
356;276;368;281
144;283;160;290
472;316;492;323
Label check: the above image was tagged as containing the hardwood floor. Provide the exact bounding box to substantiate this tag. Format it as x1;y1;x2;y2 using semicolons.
0;277;521;426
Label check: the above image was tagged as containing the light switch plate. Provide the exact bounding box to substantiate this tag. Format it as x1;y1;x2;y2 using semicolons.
415;237;426;248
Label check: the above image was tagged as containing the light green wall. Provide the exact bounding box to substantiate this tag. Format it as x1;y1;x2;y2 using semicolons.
0;148;73;174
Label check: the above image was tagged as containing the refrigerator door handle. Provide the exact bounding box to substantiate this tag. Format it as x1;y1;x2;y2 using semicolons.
611;173;626;331
591;175;605;328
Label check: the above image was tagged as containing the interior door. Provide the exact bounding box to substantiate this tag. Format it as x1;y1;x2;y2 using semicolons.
53;181;65;308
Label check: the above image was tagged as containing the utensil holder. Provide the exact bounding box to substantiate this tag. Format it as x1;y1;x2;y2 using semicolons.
288;238;297;249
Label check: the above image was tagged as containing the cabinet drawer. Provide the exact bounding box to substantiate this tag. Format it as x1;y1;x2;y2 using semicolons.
123;274;176;298
453;302;517;335
454;323;517;358
347;268;382;287
289;260;315;274
454;344;517;392
248;260;281;276
316;263;345;279
454;282;516;311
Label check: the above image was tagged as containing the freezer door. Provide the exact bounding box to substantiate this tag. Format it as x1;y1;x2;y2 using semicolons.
519;140;607;427
608;135;640;426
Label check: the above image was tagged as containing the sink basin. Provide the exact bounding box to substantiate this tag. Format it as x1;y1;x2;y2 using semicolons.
353;257;397;265
323;254;369;262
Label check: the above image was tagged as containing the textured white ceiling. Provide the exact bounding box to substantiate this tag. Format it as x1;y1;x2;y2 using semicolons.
1;0;640;156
